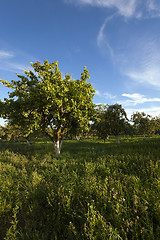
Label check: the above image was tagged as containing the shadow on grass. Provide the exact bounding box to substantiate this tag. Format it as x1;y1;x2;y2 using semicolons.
0;136;160;162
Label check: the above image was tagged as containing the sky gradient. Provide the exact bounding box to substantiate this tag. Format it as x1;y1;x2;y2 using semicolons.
1;0;160;125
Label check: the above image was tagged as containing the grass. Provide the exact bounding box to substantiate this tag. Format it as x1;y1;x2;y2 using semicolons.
0;136;160;239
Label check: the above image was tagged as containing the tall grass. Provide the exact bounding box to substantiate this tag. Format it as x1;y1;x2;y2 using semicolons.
0;137;159;239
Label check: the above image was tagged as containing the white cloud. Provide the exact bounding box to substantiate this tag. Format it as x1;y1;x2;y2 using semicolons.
125;67;160;88
95;89;101;96
0;48;37;73
126;106;160;119
124;37;160;87
67;0;160;18
67;0;137;18
97;15;115;59
0;50;14;58
95;92;160;118
122;93;160;106
9;62;27;71
95;90;116;99
118;33;160;89
104;92;116;99
148;0;156;11
147;0;160;17
117;93;160;119
0;61;27;73
97;17;107;48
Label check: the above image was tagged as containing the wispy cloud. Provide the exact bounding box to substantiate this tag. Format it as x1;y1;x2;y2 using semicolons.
124;36;160;88
125;68;160;88
0;48;36;73
95;89;116;99
119;93;160;118
95;92;160;118
122;93;160;106
66;0;160;92
126;106;160;119
104;92;116;99
66;0;137;18
147;0;160;17
0;50;14;58
95;89;101;96
0;61;28;73
97;14;115;59
66;0;160;19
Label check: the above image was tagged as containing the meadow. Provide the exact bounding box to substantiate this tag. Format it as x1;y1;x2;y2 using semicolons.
0;136;159;239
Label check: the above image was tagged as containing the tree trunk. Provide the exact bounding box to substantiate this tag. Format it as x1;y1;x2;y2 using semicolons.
43;127;65;155
26;137;31;146
76;136;80;141
53;140;62;155
117;135;120;144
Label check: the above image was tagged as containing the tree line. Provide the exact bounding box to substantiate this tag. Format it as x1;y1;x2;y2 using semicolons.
0;60;160;154
92;104;160;143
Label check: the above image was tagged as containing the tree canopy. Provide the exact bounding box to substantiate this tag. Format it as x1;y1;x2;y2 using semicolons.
0;60;96;154
92;104;128;143
131;112;154;137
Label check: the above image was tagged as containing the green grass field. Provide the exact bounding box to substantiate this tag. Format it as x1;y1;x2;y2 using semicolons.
0;136;160;239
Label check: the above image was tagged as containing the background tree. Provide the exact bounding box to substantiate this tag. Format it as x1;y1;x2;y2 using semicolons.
152;116;160;136
0;125;6;140
91;104;109;142
0;60;96;154
105;104;128;143
66;118;91;140
1;97;38;145
8;122;34;145
92;104;128;143
123;121;135;136
131;112;154;138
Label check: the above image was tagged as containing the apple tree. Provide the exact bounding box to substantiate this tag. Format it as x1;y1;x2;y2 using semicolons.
105;104;128;143
91;104;109;142
92;104;128;143
131;112;153;138
0;60;96;154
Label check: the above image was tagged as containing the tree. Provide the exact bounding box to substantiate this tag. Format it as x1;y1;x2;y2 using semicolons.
154;116;160;135
0;60;96;154
131;112;154;138
0;125;6;140
92;104;128;143
123;121;135;136
2;122;33;145
104;104;128;143
65;118;90;140
91;104;109;142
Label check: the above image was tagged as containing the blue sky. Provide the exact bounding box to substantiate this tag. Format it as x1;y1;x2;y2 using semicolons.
1;0;160;125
